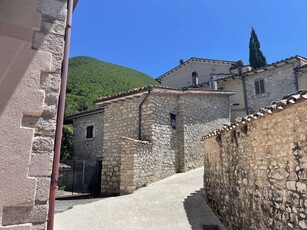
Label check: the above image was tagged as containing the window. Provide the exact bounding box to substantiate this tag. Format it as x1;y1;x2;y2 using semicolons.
192;71;198;85
170;113;176;129
254;79;265;95
86;125;94;139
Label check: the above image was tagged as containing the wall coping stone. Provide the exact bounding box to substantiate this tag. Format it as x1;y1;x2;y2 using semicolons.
203;90;307;139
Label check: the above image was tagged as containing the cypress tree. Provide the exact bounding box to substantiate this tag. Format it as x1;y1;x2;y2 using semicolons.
249;27;267;69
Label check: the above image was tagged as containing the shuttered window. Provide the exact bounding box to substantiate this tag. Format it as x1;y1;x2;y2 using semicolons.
254;79;265;95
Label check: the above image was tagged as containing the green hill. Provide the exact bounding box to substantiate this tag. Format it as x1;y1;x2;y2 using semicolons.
65;56;158;115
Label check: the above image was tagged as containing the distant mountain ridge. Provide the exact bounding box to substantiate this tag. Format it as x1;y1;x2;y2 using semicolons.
65;56;158;116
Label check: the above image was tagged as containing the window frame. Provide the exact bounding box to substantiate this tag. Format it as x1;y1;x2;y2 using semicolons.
170;113;177;129
254;79;265;95
85;125;95;140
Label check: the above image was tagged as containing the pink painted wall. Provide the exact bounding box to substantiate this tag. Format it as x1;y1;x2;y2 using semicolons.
0;0;67;229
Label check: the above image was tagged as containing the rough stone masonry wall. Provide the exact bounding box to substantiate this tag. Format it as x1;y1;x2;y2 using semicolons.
73;112;104;161
151;94;179;174
101;95;153;196
0;0;67;229
119;137;153;194
183;94;231;171
245;63;299;114
203;100;307;230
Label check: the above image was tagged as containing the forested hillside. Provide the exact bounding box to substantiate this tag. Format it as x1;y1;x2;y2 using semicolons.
65;56;158;115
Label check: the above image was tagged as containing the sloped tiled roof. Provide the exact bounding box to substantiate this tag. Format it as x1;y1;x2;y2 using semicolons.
295;64;307;71
192;55;307;88
202;90;307;140
156;57;236;81
95;85;234;105
95;85;179;104
66;85;234;120
65;107;105;121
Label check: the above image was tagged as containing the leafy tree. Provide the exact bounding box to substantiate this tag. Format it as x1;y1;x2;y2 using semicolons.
249;27;267;69
60;124;73;160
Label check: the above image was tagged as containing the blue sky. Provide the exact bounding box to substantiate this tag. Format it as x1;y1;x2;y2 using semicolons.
70;0;307;78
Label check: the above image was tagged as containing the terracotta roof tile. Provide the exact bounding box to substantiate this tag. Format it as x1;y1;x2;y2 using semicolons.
95;85;234;105
65;107;105;121
202;90;307;140
95;85;179;103
156;57;236;81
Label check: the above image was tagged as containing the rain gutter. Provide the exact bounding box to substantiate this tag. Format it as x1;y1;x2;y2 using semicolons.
138;87;153;140
47;0;74;229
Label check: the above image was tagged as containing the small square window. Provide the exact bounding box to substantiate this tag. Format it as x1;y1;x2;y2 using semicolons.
86;125;94;139
254;79;265;95
170;113;176;129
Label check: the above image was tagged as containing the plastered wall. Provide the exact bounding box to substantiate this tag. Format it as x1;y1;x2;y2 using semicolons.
0;0;67;229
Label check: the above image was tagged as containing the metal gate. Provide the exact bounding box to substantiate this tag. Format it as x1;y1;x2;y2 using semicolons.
58;160;102;195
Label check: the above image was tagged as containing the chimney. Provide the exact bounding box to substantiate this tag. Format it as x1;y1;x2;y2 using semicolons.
236;60;244;75
192;71;198;85
210;74;217;90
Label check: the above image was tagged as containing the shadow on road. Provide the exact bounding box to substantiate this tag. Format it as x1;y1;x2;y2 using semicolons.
55;197;103;213
183;189;227;230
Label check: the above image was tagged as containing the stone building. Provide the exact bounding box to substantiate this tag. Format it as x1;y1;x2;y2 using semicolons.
202;90;307;230
68;108;105;161
156;57;241;88
0;0;77;229
160;56;307;120
68;86;233;196
296;64;307;91
243;55;307;114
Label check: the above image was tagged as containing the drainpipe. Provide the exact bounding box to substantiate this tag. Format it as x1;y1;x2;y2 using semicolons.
47;0;73;229
241;75;249;115
138;88;152;140
293;63;299;91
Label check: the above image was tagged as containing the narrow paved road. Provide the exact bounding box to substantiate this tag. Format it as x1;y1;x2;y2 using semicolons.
55;167;226;230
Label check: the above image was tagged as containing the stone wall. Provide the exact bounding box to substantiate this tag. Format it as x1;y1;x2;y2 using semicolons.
152;94;179;173
0;0;67;229
203;98;307;230
73;112;104;161
118;91;232;194
98;89;232;196
245;63;299;113
182;94;230;171
298;70;307;90
101;95;153;196
120;137;154;194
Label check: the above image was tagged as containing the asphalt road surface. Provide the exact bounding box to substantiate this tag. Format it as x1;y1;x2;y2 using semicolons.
55;167;226;230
